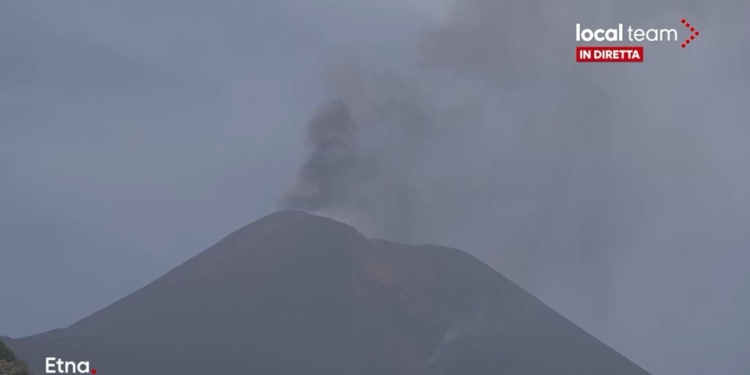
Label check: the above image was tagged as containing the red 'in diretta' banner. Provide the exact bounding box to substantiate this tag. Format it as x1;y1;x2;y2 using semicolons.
576;46;644;62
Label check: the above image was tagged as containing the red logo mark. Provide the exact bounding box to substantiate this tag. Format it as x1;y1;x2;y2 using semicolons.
680;18;700;48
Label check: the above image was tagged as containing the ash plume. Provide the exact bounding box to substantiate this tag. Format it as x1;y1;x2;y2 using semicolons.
281;100;374;211
280;94;420;242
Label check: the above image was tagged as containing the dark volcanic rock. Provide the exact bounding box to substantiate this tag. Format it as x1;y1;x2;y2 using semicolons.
5;210;651;375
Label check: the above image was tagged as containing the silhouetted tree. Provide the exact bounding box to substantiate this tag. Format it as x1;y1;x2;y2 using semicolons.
0;340;31;375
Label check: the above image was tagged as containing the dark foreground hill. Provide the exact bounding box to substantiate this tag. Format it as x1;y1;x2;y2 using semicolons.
5;210;651;375
0;339;31;375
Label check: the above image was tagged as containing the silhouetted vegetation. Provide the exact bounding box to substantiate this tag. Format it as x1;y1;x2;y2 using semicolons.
0;340;31;375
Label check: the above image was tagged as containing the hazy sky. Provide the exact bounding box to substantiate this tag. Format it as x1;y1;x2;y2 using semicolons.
1;1;748;375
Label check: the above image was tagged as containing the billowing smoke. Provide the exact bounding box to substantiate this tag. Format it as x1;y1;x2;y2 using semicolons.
281;49;434;242
281;100;369;210
280;97;417;241
281;1;750;374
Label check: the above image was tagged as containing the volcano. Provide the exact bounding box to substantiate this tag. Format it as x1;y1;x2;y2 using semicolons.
4;210;651;375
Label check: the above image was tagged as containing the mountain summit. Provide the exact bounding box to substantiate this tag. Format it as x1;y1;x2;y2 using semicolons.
5;210;651;375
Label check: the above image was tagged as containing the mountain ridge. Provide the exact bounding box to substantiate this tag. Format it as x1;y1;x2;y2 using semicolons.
5;210;652;375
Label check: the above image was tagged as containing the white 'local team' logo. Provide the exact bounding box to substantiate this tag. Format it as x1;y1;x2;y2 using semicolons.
576;23;678;42
45;357;97;374
574;19;700;62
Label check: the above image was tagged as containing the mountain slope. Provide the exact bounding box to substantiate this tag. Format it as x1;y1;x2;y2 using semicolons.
5;210;651;375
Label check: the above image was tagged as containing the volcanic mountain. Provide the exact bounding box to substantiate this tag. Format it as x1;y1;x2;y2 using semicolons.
4;210;651;375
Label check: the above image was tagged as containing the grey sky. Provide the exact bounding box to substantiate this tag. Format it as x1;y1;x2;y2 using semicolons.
1;1;748;375
1;0;436;338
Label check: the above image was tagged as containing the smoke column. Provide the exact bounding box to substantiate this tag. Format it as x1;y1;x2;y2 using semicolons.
281;100;363;210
